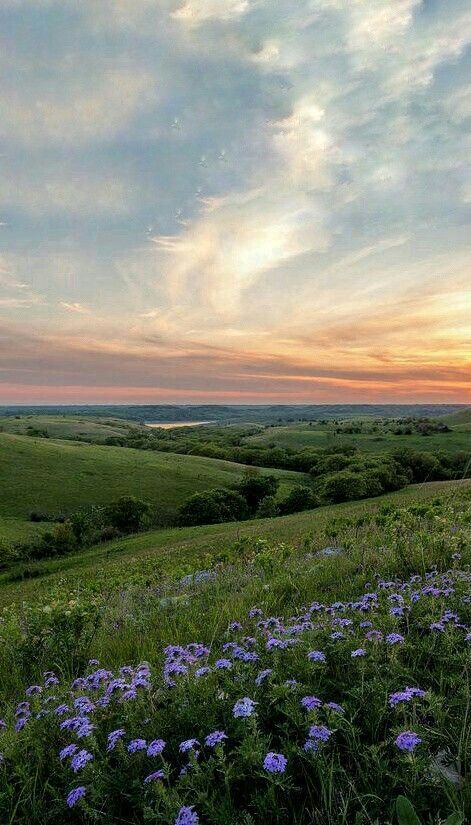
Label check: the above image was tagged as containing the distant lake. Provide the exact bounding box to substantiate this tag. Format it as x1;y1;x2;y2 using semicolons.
145;420;215;429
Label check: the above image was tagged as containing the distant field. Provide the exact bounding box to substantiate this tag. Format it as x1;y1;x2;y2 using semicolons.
1;478;468;605
0;414;141;442
244;422;471;453
440;407;471;426
0;433;308;539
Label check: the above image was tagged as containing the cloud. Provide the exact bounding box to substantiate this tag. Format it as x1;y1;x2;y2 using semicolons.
171;0;250;25
58;302;91;314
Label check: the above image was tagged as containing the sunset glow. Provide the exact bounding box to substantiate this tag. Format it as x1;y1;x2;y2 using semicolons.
0;0;470;403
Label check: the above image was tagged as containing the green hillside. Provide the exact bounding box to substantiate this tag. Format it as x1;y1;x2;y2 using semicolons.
0;433;307;538
2;478;468;605
0;413;142;441
0;481;469;824
439;406;471;427
243;421;471;453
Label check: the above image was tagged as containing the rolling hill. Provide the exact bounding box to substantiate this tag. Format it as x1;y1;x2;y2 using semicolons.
0;433;308;540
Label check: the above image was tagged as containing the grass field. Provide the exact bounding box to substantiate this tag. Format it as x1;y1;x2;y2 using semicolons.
0;480;469;823
1;478;468;605
244;421;471;453
0;433;308;539
0;414;142;441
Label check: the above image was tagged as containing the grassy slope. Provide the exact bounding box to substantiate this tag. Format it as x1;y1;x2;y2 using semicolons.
1;479;468;605
439;407;471;426
0;414;141;441
0;433;307;536
244;422;471;453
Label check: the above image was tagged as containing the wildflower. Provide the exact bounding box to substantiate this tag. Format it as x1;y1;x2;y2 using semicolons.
255;669;272;686
195;667;210;678
127;738;147;753
233;697;256;718
301;696;322;711
385;633;405;645
70;749;94;772
175;805;199;824
365;630;383;642
325;701;344;714
308;650;326;663
144;770;165;783
215;658;232;670
263;751;287;773
147;739;166;756
204;730;227;748
54;704;69;717
395;731;422;753
66;786;86;808
351;648;366;658
107;729;125;752
430;622;445;632
309;725;332;742
59;744;78;761
25;685;42;696
388;687;426;707
229;621;243;632
179;738;199;753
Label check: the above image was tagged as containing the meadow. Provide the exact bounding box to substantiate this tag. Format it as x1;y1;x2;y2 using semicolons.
0;432;305;540
0;409;469;823
0;481;469;823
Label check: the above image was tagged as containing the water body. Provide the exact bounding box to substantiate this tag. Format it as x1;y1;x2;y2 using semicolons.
144;420;215;429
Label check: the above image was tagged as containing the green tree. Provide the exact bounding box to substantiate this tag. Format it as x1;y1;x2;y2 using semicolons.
279;486;320;515
323;471;367;503
104;496;151;534
178;488;248;526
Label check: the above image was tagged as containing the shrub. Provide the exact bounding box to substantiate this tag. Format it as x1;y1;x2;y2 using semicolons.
178;488;248;526
256;495;279;518
279;486;320;515
104;496;152;534
323;471;367;503
236;472;280;514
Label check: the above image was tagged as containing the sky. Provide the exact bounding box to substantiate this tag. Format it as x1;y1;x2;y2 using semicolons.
0;0;470;405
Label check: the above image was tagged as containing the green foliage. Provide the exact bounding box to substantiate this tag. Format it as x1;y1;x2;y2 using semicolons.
104;495;151;534
178;488;248;526
396;796;422;825
256;495;279;518
323;471;367;503
236;472;280;514
279;485;320;514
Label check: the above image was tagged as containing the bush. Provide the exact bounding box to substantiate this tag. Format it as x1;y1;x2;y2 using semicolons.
236;472;280;514
178;488;248;526
279;486;320;515
104;496;152;534
256;495;279;518
323;471;367;503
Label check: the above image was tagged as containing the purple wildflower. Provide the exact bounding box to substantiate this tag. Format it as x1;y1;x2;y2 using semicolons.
309;724;332;742
175;805;199;825
351;648;366;658
388;687;426;707
301;696;322;711
215;658;232;670
179;738;200;753
395;731;422;752
59;744;78;761
127;738;147;754
308;650;326;663
70;749;94;773
255;669;272;686
263;752;287;773
147;739;166;756
325;701;344;714
107;729;125;752
386;633;405;645
204;730;227;748
66;786;86;808
144;770;165;783
233;697;256;718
